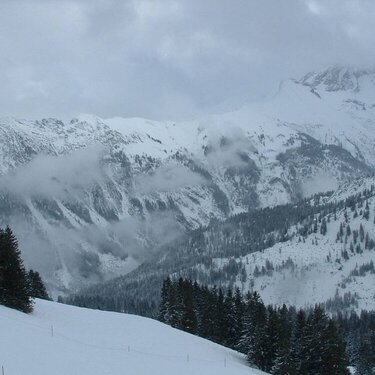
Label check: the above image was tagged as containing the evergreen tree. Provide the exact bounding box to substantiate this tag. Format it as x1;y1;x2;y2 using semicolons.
196;285;216;340
313;220;318;233
168;280;182;328
290;309;306;374
360;224;365;243
300;306;328;374
179;279;197;334
237;292;254;354
158;277;172;323
321;320;350;375
262;306;280;372
301;306;349;375
320;218;327;235
356;338;375;375
339;223;344;237
0;227;33;313
245;292;267;369
233;287;244;346
272;347;294;375
271;304;294;374
214;288;227;343
28;270;49;300
223;288;237;348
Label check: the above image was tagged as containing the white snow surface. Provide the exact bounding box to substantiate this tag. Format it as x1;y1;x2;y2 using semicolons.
0;299;268;375
196;177;375;313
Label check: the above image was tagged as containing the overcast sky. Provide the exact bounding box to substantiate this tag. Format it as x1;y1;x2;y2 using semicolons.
1;0;374;120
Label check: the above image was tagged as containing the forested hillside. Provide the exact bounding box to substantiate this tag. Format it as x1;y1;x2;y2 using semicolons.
67;177;375;317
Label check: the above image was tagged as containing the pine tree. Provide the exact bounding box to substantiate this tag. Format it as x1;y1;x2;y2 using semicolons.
301;306;350;375
356;339;375;375
0;227;33;313
196;285;216;340
158;277;172;323
262;306;280;372
339;223;344;237
363;203;370;220
272;347;294;375
289;309;306;374
233;287;244;346
180;279;197;334
320;217;327;235
300;306;328;374
28;270;49;300
244;292;267;370
168;280;183;328
237;292;254;354
360;224;365;243
271;304;294;374
313;220;318;233
321;320;350;375
214;288;227;343
224;288;237;348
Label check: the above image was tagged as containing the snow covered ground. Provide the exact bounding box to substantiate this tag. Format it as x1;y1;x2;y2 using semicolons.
0;299;268;375
195;181;375;313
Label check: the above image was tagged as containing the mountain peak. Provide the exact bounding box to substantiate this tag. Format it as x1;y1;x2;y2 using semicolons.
298;65;374;92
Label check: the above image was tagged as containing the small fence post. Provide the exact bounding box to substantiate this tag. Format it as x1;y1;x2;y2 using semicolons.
224;357;227;368
51;325;54;337
128;345;130;352
187;353;189;362
2;364;4;375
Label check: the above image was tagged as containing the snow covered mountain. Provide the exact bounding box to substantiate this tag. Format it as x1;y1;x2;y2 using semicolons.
0;299;267;375
189;177;375;314
0;65;374;294
71;175;375;317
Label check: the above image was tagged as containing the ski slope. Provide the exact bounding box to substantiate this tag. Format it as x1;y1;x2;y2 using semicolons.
0;299;268;375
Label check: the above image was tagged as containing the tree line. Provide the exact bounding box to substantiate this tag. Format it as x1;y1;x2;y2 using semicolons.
158;277;356;374
0;226;49;313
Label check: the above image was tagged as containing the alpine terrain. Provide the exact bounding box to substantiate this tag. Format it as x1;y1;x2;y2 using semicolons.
0;65;374;302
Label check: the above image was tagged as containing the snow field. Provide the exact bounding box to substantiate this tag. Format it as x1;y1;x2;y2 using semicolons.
0;299;268;375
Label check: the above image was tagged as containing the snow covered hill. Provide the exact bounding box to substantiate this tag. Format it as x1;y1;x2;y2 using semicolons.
73;176;375;316
0;299;267;375
189;176;375;313
0;65;374;294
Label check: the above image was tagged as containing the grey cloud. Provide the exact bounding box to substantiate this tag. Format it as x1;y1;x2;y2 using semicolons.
204;126;256;169
134;163;207;194
9;202;184;292
0;145;106;198
0;0;374;120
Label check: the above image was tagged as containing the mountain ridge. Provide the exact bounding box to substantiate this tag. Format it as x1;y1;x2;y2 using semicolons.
0;65;374;294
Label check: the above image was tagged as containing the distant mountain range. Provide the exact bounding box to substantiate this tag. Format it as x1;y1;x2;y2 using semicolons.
0;65;374;296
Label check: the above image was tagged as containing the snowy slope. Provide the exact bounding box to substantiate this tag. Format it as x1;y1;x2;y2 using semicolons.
250;66;375;163
191;177;375;313
0;299;267;375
